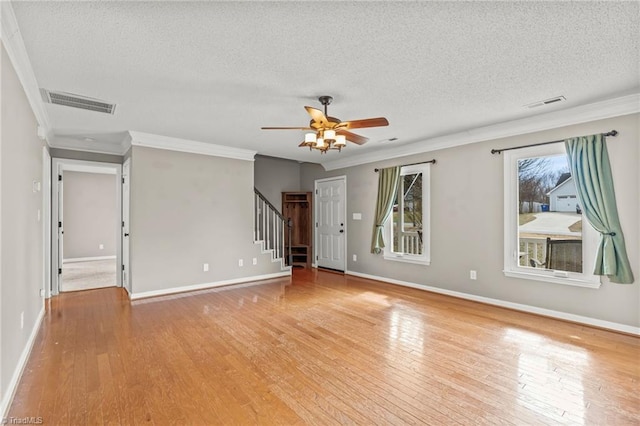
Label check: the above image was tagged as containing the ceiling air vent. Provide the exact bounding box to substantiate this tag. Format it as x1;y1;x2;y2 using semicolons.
525;96;566;109
40;89;116;114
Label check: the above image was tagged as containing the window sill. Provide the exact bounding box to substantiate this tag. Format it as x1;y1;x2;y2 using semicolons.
503;269;601;289
384;254;430;266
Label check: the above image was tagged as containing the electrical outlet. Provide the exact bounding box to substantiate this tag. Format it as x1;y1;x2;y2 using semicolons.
238;259;243;267
353;254;357;262
99;244;104;250
470;270;477;280
203;263;209;272
252;258;257;265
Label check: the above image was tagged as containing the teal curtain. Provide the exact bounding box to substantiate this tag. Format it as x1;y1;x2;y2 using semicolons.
371;167;400;254
565;134;634;284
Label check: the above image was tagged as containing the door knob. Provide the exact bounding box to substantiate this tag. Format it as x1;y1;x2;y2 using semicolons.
339;230;344;233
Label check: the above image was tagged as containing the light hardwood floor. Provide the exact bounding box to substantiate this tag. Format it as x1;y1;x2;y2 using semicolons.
9;269;639;425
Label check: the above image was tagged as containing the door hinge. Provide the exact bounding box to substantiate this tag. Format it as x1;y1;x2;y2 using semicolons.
122;264;125;271
315;189;318;194
58;221;62;228
122;221;125;228
316;256;318;261
315;222;318;228
122;177;125;184
58;268;62;275
58;174;62;181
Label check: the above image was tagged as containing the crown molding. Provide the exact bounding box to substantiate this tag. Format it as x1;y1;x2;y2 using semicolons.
1;1;51;138
120;131;133;155
129;131;257;161
320;93;640;171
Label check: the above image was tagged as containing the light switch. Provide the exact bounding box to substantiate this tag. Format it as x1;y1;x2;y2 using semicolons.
353;213;362;220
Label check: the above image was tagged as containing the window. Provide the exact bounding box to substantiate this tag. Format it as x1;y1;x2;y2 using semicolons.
384;163;430;265
503;143;600;288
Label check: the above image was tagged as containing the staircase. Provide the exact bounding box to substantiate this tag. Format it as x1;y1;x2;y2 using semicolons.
254;188;291;271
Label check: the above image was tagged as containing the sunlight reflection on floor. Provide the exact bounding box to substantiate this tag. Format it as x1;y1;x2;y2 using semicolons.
388;306;425;355
504;328;588;425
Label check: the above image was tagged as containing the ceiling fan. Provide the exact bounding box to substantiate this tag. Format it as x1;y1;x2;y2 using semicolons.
261;96;389;153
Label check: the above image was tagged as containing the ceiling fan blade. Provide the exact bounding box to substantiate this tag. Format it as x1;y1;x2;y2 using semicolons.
337;129;368;145
261;126;314;130
304;106;330;127
337;117;389;130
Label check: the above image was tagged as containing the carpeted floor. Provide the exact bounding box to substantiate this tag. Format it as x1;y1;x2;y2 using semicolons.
61;259;117;292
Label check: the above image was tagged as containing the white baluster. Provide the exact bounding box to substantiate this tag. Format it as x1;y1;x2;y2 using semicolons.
275;217;280;259
254;194;258;241
261;199;266;244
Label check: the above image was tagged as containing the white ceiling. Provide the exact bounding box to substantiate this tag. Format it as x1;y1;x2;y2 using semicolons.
9;1;640;167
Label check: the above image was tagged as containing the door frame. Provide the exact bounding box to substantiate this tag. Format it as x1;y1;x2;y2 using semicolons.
42;147;51;298
314;175;347;272
51;158;123;295
121;158;131;294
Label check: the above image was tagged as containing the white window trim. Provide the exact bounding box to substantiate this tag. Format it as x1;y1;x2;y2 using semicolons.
503;144;601;289
384;163;431;265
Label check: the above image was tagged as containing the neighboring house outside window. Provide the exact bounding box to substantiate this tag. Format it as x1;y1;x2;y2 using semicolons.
547;174;580;213
384;163;431;265
503;143;600;288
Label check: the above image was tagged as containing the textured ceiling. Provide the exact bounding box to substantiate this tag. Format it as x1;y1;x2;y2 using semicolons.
11;1;640;166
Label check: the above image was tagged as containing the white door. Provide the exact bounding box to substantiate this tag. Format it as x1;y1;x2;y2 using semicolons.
122;159;131;293
315;177;346;271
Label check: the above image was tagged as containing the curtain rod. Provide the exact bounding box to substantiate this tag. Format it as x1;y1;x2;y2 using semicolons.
490;130;618;155
374;159;436;172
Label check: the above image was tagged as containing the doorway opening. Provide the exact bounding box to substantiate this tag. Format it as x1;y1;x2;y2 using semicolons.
51;159;122;295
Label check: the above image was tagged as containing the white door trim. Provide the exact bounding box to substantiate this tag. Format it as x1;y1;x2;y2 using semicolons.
42;147;51;298
51;158;122;295
314;175;347;272
122;158;131;294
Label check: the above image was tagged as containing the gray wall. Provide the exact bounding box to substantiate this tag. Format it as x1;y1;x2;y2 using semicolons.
62;171;117;259
129;146;282;294
0;43;44;401
254;155;301;209
50;148;123;164
301;113;640;327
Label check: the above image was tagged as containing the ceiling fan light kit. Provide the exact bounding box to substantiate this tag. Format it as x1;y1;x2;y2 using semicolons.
301;129;347;153
262;95;389;154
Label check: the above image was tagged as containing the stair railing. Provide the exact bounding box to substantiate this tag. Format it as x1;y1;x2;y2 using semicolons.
254;188;289;264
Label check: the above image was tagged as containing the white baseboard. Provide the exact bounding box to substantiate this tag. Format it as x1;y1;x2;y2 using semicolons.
346;270;640;336
0;305;45;418
129;271;292;300
63;255;116;263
